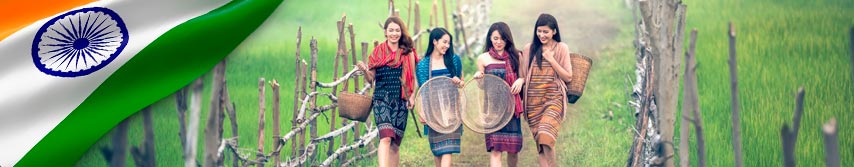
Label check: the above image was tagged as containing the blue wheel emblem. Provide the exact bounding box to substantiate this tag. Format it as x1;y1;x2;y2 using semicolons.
32;7;128;77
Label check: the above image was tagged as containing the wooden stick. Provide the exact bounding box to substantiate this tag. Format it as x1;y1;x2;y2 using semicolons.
431;0;438;27
298;60;309;162
679;28;697;167
822;118;840;167
131;107;156;167
319;128;379;167
414;2;421;52
256;78;266;167
728;22;744;167
221;82;239;167
308;37;319;165
407;0;412;26
271;79;281;165
359;42;369;151
204;61;226;167
291;26;302;159
441;0;449;29
102;114;129;167
686;29;706;167
329;16;346;158
175;86;189;159
186;78;203;167
455;13;472;57
782;87;805;167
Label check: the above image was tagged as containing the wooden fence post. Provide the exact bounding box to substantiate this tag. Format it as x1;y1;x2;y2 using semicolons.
204;60;226;167
441;0;449;29
360;42;371;151
101;116;129;167
682;29;706;167
131;107;156;167
222;82;239;167
272;80;282;165
822;118;840;167
256;78;266;167
186;78;203;167
727;22;744;167
414;2;421;52
678;29;698;167
781;87;805;167
292;26;303;159
308;37;320;164
176;86;189;159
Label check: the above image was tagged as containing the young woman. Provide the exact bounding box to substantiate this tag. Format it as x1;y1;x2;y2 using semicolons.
356;16;418;167
472;22;524;167
519;13;573;167
415;28;464;167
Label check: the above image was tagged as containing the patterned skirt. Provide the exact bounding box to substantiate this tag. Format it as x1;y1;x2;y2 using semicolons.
372;66;409;146
426;125;463;156
524;61;565;152
483;64;523;153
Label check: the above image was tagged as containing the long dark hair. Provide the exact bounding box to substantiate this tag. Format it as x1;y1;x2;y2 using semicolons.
424;28;458;77
384;16;414;55
483;22;520;74
529;13;561;68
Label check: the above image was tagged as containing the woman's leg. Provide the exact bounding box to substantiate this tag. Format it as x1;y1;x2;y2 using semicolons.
378;137;392;167
537;145;555;167
507;152;519;167
440;154;453;167
433;156;442;167
390;143;400;167
490;151;502;167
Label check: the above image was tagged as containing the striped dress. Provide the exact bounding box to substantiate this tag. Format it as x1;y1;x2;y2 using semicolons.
483;63;524;153
524;60;565;152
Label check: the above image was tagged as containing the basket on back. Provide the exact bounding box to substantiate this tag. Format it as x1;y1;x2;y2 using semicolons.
567;53;592;103
338;91;372;122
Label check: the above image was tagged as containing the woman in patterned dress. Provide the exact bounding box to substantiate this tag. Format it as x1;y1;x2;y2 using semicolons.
472;22;524;167
519;13;573;167
415;28;464;167
356;16;418;167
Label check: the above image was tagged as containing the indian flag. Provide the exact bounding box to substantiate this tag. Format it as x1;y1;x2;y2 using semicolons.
0;0;282;166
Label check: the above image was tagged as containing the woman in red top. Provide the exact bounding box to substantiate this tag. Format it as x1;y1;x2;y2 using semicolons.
356;16;418;167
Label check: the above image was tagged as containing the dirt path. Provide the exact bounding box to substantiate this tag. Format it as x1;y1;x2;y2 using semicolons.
453;0;620;166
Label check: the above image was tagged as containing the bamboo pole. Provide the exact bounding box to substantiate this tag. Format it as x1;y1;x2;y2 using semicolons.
727;22;744;167
431;0;438;27
271;79;281;165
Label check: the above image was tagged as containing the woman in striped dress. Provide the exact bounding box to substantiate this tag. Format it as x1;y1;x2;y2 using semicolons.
472;22;524;167
415;28;464;167
519;13;573;167
356;16;418;167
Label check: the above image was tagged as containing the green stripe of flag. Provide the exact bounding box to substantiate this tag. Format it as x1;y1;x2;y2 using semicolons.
17;0;283;165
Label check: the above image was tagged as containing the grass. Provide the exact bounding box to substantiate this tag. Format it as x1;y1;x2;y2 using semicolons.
678;0;854;166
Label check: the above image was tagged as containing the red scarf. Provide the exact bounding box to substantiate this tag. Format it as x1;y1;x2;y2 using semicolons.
488;48;524;117
369;41;419;100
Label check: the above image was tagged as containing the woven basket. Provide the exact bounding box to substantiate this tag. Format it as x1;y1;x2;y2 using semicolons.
338;91;372;122
567;53;592;103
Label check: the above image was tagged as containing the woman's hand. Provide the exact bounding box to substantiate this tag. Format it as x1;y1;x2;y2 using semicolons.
510;78;525;94
542;49;557;64
356;61;368;72
451;77;464;88
407;95;415;110
473;71;484;79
